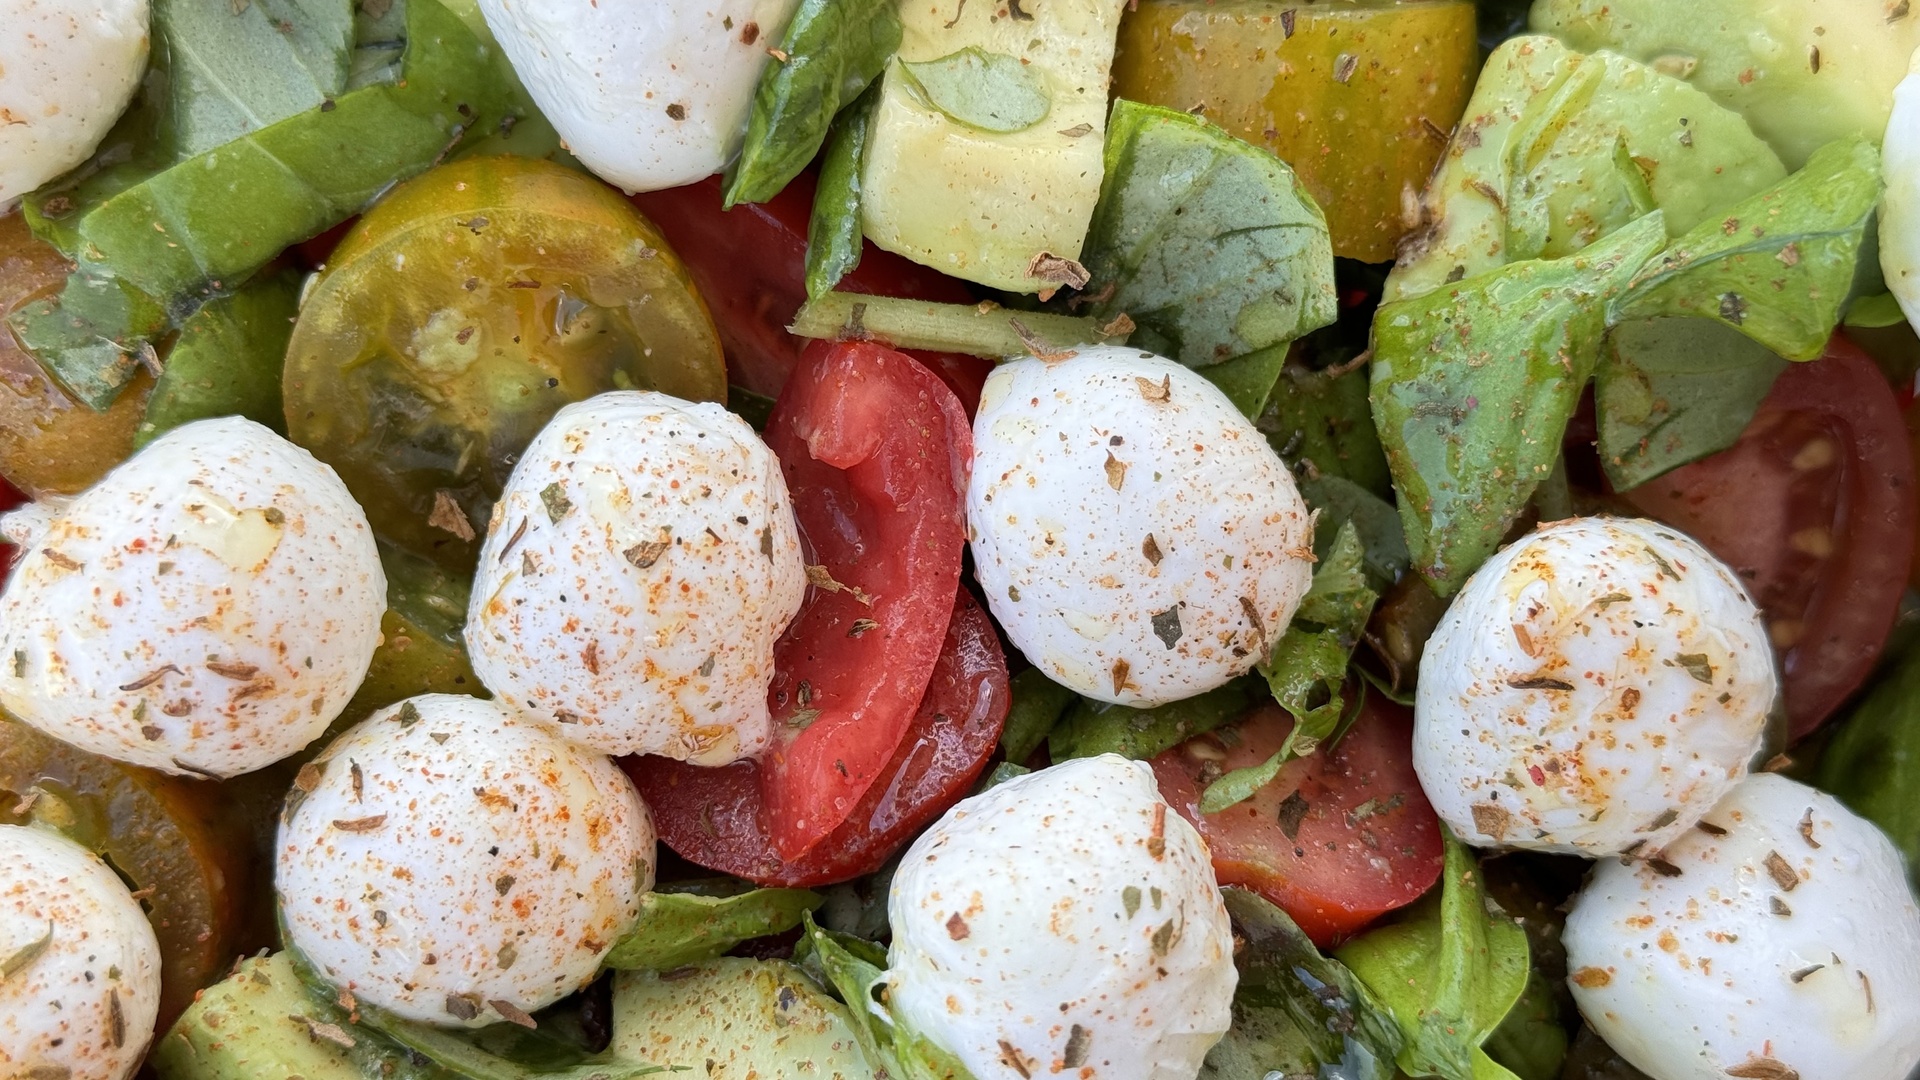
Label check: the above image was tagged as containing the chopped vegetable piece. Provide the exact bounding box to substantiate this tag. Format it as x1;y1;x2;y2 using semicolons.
611;958;876;1079
602;888;823;972
133;269;299;450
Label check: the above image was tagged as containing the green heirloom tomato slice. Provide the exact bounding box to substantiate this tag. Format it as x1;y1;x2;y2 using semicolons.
284;155;727;570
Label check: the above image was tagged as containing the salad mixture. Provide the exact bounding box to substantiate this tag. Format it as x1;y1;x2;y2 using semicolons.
4;1;1920;1079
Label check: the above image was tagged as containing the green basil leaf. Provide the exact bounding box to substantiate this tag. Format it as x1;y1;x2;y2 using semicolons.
1611;137;1882;360
6;277;170;410
134;269;301;449
1480;971;1569;1080
1593;318;1787;491
805;83;879;301
999;667;1079;764
1815;644;1920;889
1197;742;1295;817
1299;474;1410;589
1371;212;1668;595
1258;363;1393;499
1047;677;1266;763
165;0;356;158
602;887;823;972
896;47;1051;135
1335;839;1532;1080
1845;291;1909;329
976;761;1032;793
1294;523;1377;633
1080;99;1338;370
726;0;901;208
1198;342;1289;419
794;915;977;1080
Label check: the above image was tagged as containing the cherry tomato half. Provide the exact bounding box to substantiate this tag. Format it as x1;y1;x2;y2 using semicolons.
1152;696;1445;947
1620;334;1916;740
626;586;1008;887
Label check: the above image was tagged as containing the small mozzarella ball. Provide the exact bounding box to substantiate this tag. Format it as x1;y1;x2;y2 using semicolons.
277;695;653;1028
0;825;161;1080
477;0;801;193
969;347;1314;707
466;392;805;763
1413;516;1773;856
1564;774;1920;1080
0;417;385;778
884;754;1236;1080
1881;51;1920;329
0;0;149;208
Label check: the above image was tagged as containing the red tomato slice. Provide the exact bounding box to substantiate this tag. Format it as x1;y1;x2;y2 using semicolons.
629;173;992;413
756;339;971;859
0;475;21;590
624;586;1008;886
1152;697;1445;947
1619;334;1916;740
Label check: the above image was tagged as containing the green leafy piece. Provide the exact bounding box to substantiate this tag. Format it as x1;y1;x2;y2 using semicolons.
1199;343;1289;420
602;886;822;972
1258;363;1393;498
790;292;1120;357
10;0;509;410
1299;474;1411;589
1815;643;1920;887
134;269;301;449
727;0;902;207
1611;138;1882;360
1000;667;1079;764
608;959;876;1078
1047;677;1266;762
976;761;1031;792
794;915;975;1080
1335;839;1532;1080
805;84;879;300
1080;99;1338;370
164;0;356;158
1481;971;1569;1080
1294;523;1377;632
1846;292;1909;329
1371;213;1668;595
1593;318;1786;491
897;47;1051;134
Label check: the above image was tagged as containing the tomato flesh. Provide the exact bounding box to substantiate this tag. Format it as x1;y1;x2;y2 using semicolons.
1620;334;1916;739
1152;697;1445;946
625;586;1008;886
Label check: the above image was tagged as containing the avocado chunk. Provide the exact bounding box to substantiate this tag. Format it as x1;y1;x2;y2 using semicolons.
612;958;874;1080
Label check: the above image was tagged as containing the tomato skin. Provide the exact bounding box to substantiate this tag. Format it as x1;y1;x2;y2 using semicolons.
629;173;993;414
1151;697;1445;947
624;586;1009;887
0;474;20;591
756;340;972;859
1620;334;1916;740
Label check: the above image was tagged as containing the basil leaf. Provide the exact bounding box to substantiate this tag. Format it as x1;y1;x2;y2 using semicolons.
134;269;300;450
1080;99;1338;370
1000;667;1079;764
166;0;356;158
1299;475;1410;590
1294;523;1377;633
805;84;879;301
10;0;508;409
1845;291;1909;329
794;914;977;1080
1335;839;1532;1080
1371;212;1667;595
1258;363;1393;499
726;0;901;208
601;887;823;972
1611;137;1882;360
1047;677;1266;763
1480;971;1569;1080
1199;342;1289;420
1815;644;1920;888
1593;318;1787;491
897;47;1051;135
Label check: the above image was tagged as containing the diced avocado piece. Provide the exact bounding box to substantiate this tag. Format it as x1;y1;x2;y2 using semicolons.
860;0;1122;291
611;958;875;1080
1388;35;1785;303
1531;0;1920;169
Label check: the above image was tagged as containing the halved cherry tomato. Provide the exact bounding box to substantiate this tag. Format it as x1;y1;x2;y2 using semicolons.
1152;696;1445;947
0;474;19;591
626;586;1008;886
1619;334;1916;740
629;172;993;414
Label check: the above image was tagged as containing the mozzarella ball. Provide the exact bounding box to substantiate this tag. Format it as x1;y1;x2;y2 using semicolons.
466;392;805;763
0;417;385;778
1881;51;1920;330
883;754;1236;1080
277;695;653;1028
969;347;1314;706
1564;774;1920;1080
0;0;149;208
1413;516;1773;856
0;825;161;1080
477;0;801;193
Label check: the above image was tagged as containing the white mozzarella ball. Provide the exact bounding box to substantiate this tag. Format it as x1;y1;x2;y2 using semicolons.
1564;774;1920;1080
0;0;149;208
968;347;1314;707
1413;516;1774;856
1881;51;1920;329
477;0;801;193
883;754;1236;1080
0;417;385;779
0;825;161;1080
466;392;805;763
277;695;653;1028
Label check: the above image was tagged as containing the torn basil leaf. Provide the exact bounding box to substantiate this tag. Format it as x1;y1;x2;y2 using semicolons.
1371;213;1667;595
601;885;823;972
1048;677;1266;763
1259;363;1393;499
1816;643;1920;889
1080;99;1338;370
1611;137;1882;361
134;269;301;449
1000;667;1079;764
1300;474;1410;590
1199;342;1290;420
1845;291;1909;329
805;83;879;300
794;914;974;1080
1593;318;1787;491
165;0;356;158
1480;970;1569;1080
896;47;1051;134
